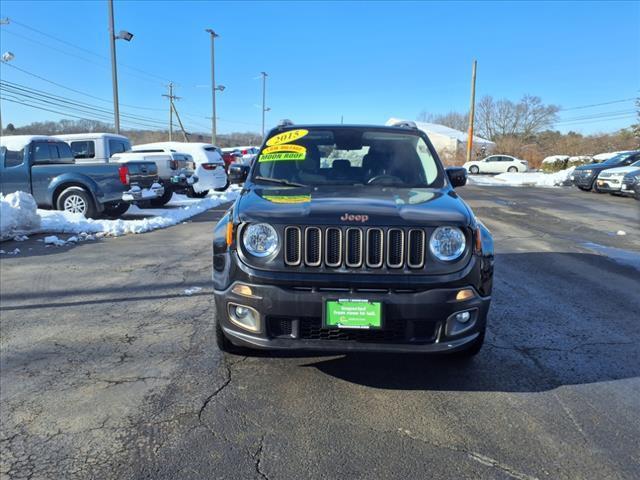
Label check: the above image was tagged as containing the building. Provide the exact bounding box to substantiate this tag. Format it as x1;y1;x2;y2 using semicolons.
386;118;495;161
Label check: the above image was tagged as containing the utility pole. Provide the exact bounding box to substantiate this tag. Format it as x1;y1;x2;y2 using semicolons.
206;29;219;145
466;59;477;163
260;71;268;139
171;102;189;142
107;0;120;134
162;82;177;141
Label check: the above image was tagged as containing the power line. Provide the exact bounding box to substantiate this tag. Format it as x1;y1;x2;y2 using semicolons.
1;61;165;112
4;18;171;85
559;98;636;112
0;80;168;127
556;109;636;124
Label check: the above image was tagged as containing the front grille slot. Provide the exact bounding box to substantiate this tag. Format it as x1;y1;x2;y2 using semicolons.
304;227;322;266
325;228;342;267
345;228;363;267
407;229;425;268
386;229;404;268
284;227;301;265
283;226;437;270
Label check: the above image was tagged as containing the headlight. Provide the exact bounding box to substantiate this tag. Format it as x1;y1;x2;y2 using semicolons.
243;223;279;257
429;226;466;261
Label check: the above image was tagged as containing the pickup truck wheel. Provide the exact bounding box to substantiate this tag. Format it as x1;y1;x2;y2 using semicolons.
469;165;479;174
149;184;174;207
214;181;230;192
187;187;209;198
57;187;96;218
102;202;130;218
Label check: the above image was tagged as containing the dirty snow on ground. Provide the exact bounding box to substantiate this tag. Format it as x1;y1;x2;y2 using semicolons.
467;167;575;188
0;192;41;240
0;186;240;241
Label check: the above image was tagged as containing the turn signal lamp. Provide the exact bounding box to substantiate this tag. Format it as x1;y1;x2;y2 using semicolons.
226;222;234;246
456;289;476;301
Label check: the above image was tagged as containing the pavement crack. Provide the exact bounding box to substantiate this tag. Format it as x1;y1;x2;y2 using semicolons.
197;356;232;421
253;435;268;480
397;428;539;480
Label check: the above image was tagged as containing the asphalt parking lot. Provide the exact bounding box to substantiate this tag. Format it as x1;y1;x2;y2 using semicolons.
1;186;639;480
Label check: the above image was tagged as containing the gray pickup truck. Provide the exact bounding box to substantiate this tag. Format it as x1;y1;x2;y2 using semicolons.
0;135;162;218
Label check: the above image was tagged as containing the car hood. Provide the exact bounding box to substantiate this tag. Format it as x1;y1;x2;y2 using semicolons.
599;166;640;176
236;185;472;227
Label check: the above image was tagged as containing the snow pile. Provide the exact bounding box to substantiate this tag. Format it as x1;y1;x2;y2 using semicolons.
37;188;239;236
0;192;41;241
0;187;240;241
540;155;569;172
468;167;575;188
567;155;593;167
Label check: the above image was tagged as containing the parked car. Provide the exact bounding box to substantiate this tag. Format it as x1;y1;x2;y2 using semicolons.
54;133;131;162
463;155;528;174
0;135;162;218
595;159;640;194
134;142;228;197
212;122;494;357
221;148;243;171
236;146;260;164
572;151;640;191
620;171;640;199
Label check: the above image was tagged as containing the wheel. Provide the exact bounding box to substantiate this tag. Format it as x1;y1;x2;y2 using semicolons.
102;201;130;218
577;186;590;191
187;187;209;198
507;166;518;173
592;182;605;193
149;183;173;207
215;316;248;355
469;165;480;174
56;187;96;218
214;181;230;192
450;329;485;359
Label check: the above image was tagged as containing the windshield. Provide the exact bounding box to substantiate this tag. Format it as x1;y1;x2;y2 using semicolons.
252;127;443;188
602;152;635;165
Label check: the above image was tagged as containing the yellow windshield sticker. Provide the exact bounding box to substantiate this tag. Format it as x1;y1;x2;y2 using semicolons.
266;129;309;146
262;144;306;155
263;195;311;204
259;151;306;162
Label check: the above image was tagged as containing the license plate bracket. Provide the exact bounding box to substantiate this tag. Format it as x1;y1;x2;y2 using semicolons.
324;299;383;330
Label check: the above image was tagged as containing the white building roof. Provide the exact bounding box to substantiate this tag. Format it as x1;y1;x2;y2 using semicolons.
386;118;495;146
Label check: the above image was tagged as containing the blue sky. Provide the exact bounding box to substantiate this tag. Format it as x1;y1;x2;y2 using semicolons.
1;0;638;135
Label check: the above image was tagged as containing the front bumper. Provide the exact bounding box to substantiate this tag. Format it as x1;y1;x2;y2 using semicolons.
214;281;490;353
595;177;622;192
122;182;165;202
573;173;595;188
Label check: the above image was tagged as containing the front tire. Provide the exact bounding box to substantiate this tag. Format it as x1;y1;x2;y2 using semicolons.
215;317;248;355
469;165;480;175
451;329;485;359
56;187;96;218
102;201;129;218
150;183;174;207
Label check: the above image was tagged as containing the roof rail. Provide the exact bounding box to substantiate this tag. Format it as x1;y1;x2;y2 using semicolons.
278;119;294;127
390;120;418;129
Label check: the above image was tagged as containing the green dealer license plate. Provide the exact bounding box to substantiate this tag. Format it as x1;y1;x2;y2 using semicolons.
325;299;382;329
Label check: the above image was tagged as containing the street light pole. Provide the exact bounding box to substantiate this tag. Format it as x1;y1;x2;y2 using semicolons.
107;0;120;134
206;29;219;145
261;71;268;139
466;59;478;163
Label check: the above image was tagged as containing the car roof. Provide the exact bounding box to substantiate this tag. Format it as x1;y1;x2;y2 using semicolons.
0;135;57;150
54;133;130;141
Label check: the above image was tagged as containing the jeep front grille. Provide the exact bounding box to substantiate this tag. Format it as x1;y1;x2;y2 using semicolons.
284;226;430;270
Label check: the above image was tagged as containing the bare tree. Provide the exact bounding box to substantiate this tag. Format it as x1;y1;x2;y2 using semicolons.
417;110;468;131
476;95;559;140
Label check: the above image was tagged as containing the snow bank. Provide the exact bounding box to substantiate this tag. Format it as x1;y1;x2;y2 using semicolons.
567;155;593;167
0;187;240;241
0;192;41;241
468;167;575;188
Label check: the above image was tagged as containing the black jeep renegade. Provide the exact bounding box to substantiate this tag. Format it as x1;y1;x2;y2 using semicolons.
213;123;494;357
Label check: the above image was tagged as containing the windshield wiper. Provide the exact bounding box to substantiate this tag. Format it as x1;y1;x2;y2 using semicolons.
253;176;307;187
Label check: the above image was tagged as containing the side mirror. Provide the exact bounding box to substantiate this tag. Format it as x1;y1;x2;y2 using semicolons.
446;167;467;188
228;164;250;184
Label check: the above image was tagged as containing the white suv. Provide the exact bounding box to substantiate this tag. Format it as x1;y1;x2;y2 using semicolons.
463;155;528;174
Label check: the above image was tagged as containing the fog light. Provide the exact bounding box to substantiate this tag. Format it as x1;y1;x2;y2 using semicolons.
455;289;476;301
228;303;260;332
455;311;471;323
445;309;477;337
